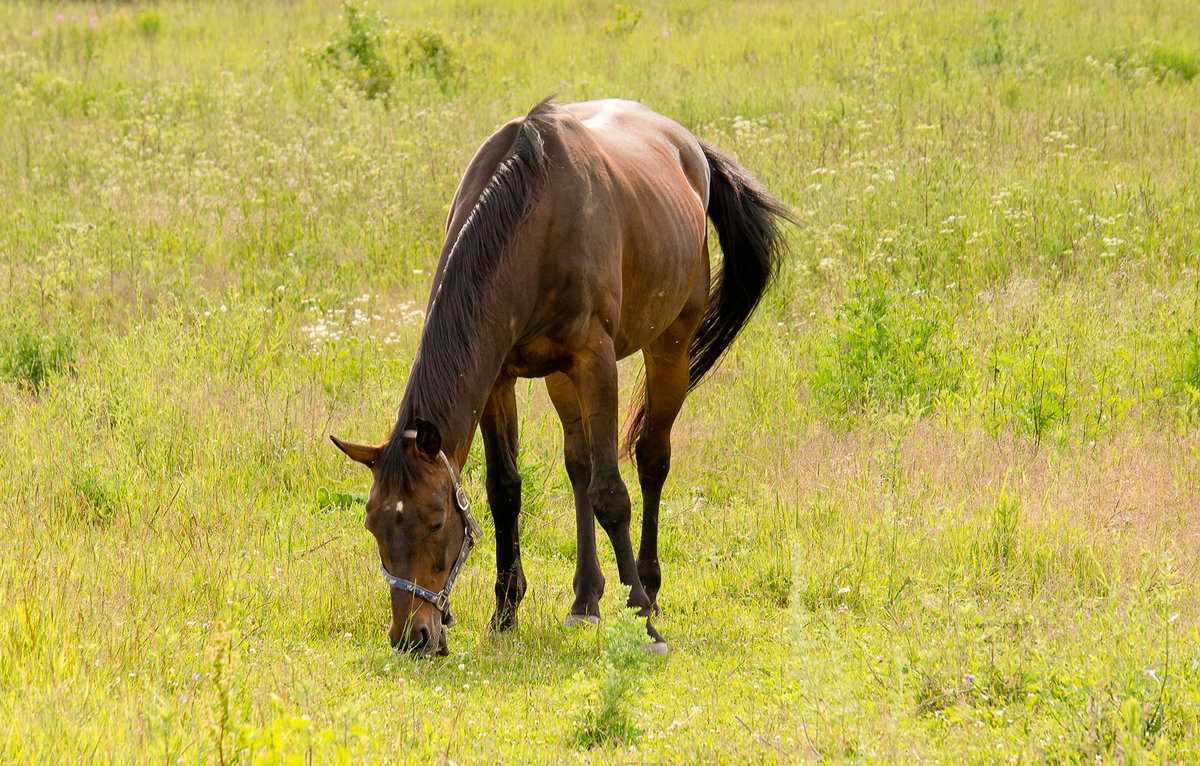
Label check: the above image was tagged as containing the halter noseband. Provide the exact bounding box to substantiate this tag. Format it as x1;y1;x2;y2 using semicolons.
379;430;483;627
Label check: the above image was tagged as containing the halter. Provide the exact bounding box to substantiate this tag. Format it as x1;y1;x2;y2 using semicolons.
379;430;483;627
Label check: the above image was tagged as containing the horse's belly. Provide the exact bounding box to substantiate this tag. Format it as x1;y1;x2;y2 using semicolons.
500;337;574;379
612;249;706;357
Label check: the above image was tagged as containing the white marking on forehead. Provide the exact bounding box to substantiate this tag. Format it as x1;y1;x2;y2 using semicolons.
395;500;405;515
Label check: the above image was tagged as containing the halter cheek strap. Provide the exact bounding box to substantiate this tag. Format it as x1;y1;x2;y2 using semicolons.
379;430;482;627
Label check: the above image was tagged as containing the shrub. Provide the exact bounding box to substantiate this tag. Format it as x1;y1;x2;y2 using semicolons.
0;312;76;394
810;274;965;425
603;5;643;37
136;10;162;39
1174;325;1200;420
404;26;459;93
308;1;397;102
307;3;462;101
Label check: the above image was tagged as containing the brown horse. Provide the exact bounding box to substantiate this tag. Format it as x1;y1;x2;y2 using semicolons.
331;98;791;656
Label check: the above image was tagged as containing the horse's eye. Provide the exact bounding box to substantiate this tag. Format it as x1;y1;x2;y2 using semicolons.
430;520;445;534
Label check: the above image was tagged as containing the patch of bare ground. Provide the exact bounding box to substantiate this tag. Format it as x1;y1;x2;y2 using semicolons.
782;423;1200;599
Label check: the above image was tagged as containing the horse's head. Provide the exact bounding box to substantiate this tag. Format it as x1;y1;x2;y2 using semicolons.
330;420;472;658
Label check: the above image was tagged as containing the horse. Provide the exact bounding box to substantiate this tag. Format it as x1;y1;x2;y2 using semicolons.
331;97;792;657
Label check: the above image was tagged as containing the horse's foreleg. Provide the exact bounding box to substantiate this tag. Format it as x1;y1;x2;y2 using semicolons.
546;373;604;622
568;330;662;644
481;376;525;631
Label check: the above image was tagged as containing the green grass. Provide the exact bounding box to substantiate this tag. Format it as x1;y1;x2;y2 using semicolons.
2;0;1199;762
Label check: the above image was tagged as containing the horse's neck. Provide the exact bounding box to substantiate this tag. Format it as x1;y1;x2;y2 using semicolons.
398;296;513;456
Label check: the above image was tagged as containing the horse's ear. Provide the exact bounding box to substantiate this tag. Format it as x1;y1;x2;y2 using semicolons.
413;419;442;457
329;435;381;468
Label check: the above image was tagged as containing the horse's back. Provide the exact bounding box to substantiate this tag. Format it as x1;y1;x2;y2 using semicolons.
561;99;710;213
441;99;715;376
537;101;712;357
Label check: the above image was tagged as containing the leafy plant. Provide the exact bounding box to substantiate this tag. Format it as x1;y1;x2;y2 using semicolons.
404;26;460;93
570;592;649;749
136;10;162;40
810;274;964;425
203;624;240;766
987;492;1020;570
314;487;365;511
0;312;76;394
1147;44;1199;81
1175;326;1200;420
66;468;121;528
603;5;643;37
986;337;1072;446
308;1;397;102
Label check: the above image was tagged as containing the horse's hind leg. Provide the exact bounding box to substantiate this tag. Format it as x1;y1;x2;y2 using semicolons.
481;376;526;631
567;327;662;642
635;311;702;609
546;372;604;622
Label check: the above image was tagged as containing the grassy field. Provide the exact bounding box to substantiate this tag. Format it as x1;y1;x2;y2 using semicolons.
2;0;1200;762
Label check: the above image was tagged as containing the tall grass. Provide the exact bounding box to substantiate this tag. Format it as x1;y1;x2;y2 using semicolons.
2;0;1199;761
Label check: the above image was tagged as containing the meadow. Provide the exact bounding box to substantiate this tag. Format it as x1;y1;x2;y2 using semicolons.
2;0;1199;761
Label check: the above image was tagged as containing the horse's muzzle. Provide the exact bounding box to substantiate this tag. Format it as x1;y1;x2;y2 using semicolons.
391;622;449;657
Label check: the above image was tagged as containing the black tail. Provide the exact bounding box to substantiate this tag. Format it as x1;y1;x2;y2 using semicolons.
624;141;793;455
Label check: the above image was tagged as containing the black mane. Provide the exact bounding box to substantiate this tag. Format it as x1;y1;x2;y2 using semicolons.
378;99;555;482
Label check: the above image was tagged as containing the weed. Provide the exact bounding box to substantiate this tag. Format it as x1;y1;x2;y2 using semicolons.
987;492;1020;570
973;11;1010;67
66;468;121;528
810;273;964;425
314;487;365;512
1147;45;1199;81
404;26;460;93
985;334;1073;446
136;10;162;40
570;592;649;749
1174;326;1200;420
603;5;643;38
203;623;240;766
309;1;397;103
0;312;75;394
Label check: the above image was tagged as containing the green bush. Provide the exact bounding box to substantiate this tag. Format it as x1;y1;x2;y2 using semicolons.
1175;326;1200;420
307;3;462;102
404;26;460;93
308;1;397;102
136;10;162;40
985;338;1072;446
810;274;965;425
0;312;76;394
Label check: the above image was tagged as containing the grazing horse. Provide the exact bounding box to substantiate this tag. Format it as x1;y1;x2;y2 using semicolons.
331;98;791;657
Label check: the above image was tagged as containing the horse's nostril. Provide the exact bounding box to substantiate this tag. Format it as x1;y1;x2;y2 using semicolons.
411;625;430;651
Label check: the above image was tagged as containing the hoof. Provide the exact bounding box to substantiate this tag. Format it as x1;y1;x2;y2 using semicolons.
564;614;601;628
489;613;518;633
641;641;668;658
